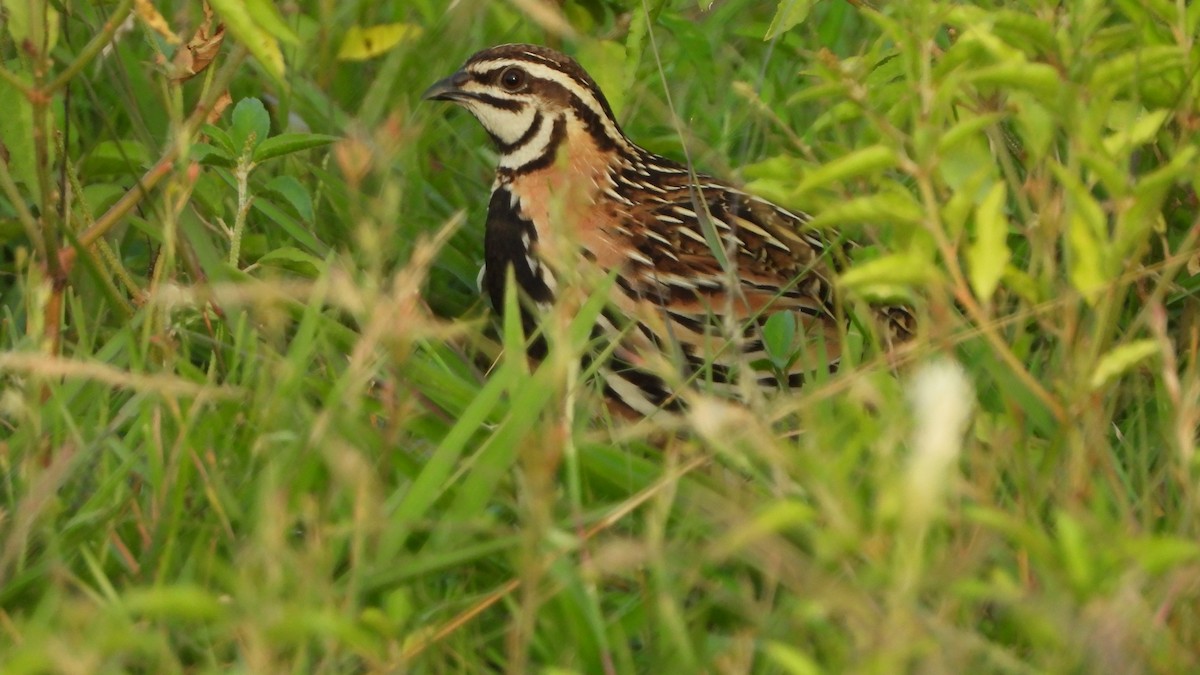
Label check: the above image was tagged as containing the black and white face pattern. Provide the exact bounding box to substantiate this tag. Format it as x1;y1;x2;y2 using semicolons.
422;44;632;172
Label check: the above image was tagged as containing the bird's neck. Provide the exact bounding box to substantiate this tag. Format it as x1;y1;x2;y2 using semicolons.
496;106;633;176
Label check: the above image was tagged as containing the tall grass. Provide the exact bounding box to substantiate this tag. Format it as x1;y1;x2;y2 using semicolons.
1;0;1198;671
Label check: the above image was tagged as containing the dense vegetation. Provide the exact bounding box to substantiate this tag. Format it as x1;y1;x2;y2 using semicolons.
2;0;1198;671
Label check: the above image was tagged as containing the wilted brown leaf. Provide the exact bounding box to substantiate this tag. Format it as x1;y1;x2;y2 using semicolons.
170;2;226;83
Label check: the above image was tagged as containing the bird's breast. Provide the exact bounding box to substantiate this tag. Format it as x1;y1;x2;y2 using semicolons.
505;132;632;275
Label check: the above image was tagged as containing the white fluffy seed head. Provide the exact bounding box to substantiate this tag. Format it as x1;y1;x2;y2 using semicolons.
905;358;974;521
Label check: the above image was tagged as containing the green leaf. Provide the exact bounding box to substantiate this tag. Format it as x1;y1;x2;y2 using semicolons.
1055;511;1096;595
502;267;532;378
1089;340;1160;390
201;124;237;157
940;170;989;239
764;641;822;675
0;61;38;191
81;140;148;177
253;132;338;162
439;275;615;535
256;246;324;277
805;191;924;230
0;0;58;52
577;40;627;119
967;182;1009;301
264;175;314;222
121;584;226;622
245;0;301;45
761;311;797;372
990;10;1059;57
80;183;126;220
624;6;648;98
230;98;271;155
938;113;1005;154
1124;536;1200;576
1052;162;1111;302
1089;45;1184;95
764;0;814;40
794;145;897;195
1009;92;1055;163
1115;146;1197;258
337;23;421;61
191;143;235;168
743;155;809;205
209;0;286;81
1066;213;1108;302
838;252;934;298
1102;108;1170;156
251;191;326;255
968;62;1061;99
937;128;995;199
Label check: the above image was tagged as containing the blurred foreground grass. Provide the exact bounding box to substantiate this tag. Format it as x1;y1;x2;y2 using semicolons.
1;0;1199;672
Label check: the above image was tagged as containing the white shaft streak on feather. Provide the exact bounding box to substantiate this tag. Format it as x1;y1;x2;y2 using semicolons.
626;249;654;266
730;214;790;251
601;368;662;416
678;226;707;244
643;228;672;246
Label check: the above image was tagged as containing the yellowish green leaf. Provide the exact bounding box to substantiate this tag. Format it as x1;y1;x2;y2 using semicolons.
577;40;627;118
938;128;995;199
209;0;286;81
0;0;59;52
806;191;924;229
938;113;1005;153
967;182;1009;302
969;62;1060;98
1067;213;1108;302
764;641;822;675
1102;109;1170;155
1115;146;1196;257
794;145;897;195
765;0;814;40
0;62;37;192
1009;92;1054;163
246;0;300;45
839;252;934;298
1090;340;1159;390
1090;46;1183;94
336;23;422;61
711;501;815;558
1051;162;1112;302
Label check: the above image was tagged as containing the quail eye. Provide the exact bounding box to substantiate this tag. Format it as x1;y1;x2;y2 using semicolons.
499;67;526;92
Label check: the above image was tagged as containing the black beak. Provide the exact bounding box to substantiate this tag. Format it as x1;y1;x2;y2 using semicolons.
422;70;471;102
